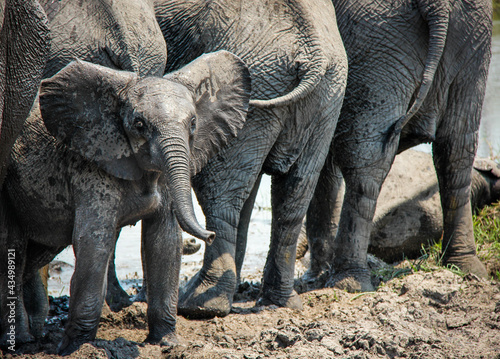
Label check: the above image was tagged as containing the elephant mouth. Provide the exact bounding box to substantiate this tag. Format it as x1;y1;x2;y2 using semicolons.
134;143;161;172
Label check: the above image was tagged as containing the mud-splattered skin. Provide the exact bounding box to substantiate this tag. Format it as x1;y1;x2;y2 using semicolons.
0;52;251;355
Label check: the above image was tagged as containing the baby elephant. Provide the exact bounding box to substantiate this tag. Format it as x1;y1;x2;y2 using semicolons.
0;51;251;354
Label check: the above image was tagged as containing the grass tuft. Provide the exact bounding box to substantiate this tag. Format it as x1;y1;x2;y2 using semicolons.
473;202;500;279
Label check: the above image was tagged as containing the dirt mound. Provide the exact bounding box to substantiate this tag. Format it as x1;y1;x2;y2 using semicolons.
4;269;500;358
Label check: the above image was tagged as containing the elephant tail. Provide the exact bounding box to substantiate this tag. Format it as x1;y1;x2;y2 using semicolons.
249;58;327;109
394;0;450;132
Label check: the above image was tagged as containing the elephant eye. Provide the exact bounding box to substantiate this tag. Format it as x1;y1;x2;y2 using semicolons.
134;119;145;130
190;116;197;134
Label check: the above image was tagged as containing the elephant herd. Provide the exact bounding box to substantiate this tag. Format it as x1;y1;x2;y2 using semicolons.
0;0;493;355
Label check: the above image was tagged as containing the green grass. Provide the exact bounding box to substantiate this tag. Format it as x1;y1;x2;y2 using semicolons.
494;0;500;20
473;202;500;280
372;202;500;283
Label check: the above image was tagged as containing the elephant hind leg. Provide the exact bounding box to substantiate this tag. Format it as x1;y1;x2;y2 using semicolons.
178;110;278;319
433;70;488;278
23;270;49;339
106;247;132;312
328;129;401;292
259;116;339;308
235;173;262;287
304;152;344;285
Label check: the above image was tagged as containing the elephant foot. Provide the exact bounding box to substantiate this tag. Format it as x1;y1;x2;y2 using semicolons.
133;285;148;303
0;330;35;351
29;317;47;340
178;271;235;319
57;334;87;356
295;269;330;292
443;254;487;278
106;281;132;312
145;331;179;346
326;268;375;293
256;289;303;310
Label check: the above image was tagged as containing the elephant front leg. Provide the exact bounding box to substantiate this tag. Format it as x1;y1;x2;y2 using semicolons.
0;204;33;349
57;216;116;355
142;206;182;345
0;254;34;349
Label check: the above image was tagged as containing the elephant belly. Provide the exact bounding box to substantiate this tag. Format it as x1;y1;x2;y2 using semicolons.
18;207;75;248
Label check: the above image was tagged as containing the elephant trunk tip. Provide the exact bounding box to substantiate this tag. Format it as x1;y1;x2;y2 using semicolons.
204;231;216;245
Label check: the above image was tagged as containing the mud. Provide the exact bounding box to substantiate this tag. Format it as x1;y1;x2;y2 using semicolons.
3;264;500;359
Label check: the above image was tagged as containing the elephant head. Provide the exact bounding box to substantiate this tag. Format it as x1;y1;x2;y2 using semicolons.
38;50;251;243
471;158;500;212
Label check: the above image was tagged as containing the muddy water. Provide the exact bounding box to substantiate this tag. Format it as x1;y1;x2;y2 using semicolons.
48;21;500;296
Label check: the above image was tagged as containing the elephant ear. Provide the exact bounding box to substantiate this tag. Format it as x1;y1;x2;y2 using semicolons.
164;50;252;175
39;60;143;180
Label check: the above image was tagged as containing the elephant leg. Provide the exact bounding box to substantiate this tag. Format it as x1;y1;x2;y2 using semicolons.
304;151;345;281
0;200;34;349
134;236;203;304
328;130;400;292
179;109;279;318
235;173;262;286
177;191;244;318
433;76;488;277
57;214;116;356
105;231;132;312
23;270;49;340
258;113;339;309
143;205;182;346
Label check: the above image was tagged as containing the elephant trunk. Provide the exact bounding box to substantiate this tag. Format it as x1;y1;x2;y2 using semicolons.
160;135;215;245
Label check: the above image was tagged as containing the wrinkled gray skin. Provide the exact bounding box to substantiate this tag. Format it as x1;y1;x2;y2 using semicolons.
0;52;251;354
296;150;500;264
0;0;49;186
40;0;166;78
304;0;492;291
36;0;168;310
152;0;347;318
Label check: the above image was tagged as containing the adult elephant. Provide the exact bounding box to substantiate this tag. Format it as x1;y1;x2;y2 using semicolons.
0;0;49;187
153;0;348;317
305;0;492;291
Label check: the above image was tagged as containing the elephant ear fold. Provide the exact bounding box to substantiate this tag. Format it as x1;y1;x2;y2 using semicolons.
164;50;252;174
39;60;143;180
474;158;500;178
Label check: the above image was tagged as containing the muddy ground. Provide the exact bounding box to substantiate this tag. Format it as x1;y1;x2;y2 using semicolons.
3;258;500;359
